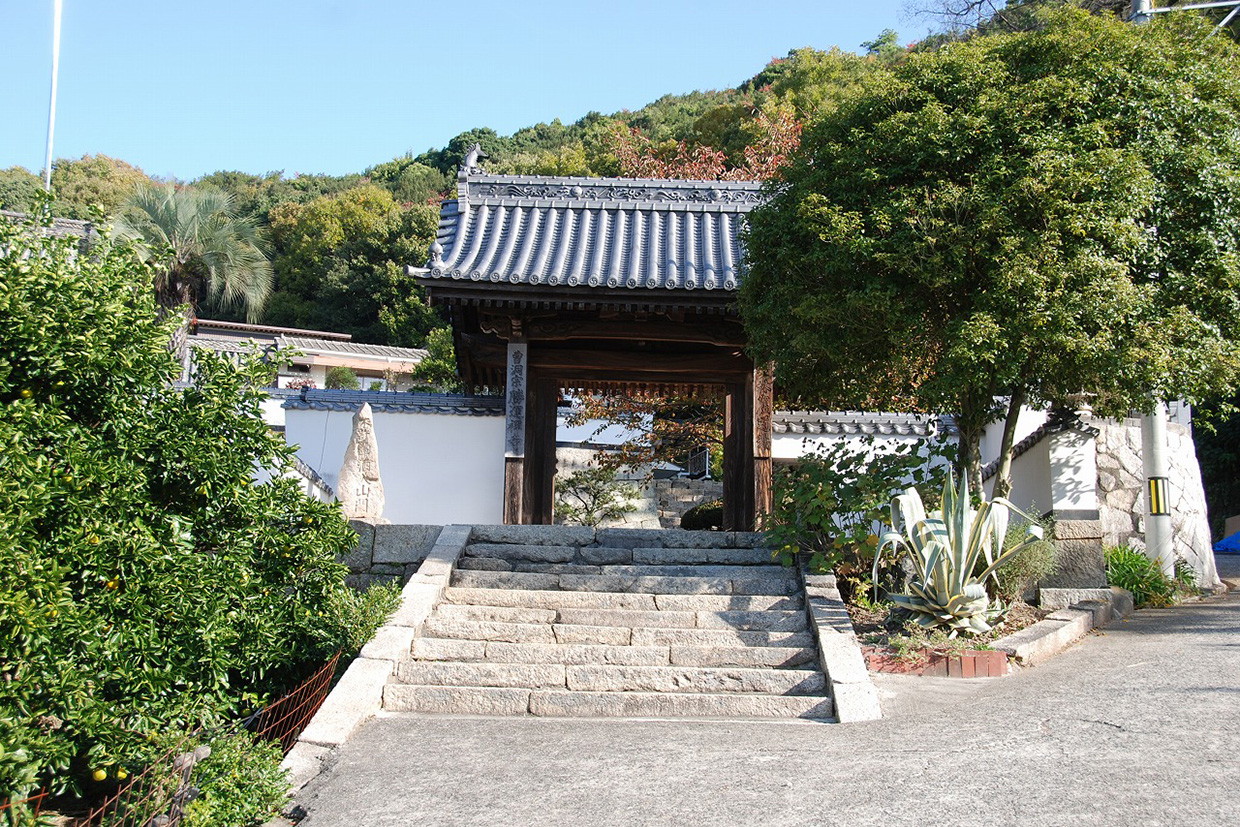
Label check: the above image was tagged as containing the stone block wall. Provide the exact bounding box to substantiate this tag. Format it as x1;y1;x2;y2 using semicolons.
1094;418;1218;586
340;521;443;590
656;477;723;529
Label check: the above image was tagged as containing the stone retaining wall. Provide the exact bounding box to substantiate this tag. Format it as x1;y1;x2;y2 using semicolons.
1094;418;1218;586
656;478;723;529
341;521;443;590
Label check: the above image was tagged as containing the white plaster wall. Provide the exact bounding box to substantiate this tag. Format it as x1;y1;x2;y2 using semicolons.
979;406;1050;466
994;439;1052;516
772;432;929;463
557;412;648;446
260;396;286;428
1048;429;1097;512
284;407;505;524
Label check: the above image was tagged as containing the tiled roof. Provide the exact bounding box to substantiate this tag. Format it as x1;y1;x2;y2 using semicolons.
980;408;1098;482
773;411;952;437
189;334;270;354
279;336;428;362
195;318;352;341
283;389;504;416
416;174;765;292
2;209;95;253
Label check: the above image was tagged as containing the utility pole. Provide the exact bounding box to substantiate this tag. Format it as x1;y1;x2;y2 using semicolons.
1125;0;1238;576
42;0;63;192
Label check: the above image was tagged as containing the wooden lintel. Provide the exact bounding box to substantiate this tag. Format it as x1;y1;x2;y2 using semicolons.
512;317;746;347
529;349;750;375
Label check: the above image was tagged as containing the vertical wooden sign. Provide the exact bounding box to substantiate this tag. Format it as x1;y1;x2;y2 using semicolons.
503;343;528;523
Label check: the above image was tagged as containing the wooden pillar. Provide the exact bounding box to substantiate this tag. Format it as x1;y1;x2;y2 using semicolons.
502;342;527;524
522;371;558;525
722;373;756;530
753;363;775;523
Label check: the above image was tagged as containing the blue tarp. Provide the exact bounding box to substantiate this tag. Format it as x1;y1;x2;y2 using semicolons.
1213;531;1240;553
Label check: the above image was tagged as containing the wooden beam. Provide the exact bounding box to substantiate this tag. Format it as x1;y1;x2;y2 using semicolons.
522;372;558;525
514;317;746;347
529;349;749;375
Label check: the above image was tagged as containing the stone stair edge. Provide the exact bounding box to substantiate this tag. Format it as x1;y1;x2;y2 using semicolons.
466;524;769;549
383;684;836;720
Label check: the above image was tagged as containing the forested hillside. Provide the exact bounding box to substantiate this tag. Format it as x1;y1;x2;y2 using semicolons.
0;41;899;346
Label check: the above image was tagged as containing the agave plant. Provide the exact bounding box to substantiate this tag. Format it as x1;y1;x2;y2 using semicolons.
873;471;1043;636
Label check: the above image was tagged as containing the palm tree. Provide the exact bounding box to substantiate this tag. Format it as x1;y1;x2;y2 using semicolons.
115;184;273;323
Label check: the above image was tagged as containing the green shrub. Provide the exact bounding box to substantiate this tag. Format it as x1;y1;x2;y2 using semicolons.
324;366;360;390
183;732;289;827
765;436;953;598
681;499;723;531
324;580;402;654
989;512;1058;603
1105;545;1178;607
0;212;363;798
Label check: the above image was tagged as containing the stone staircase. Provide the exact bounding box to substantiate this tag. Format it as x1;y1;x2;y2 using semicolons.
383;528;835;720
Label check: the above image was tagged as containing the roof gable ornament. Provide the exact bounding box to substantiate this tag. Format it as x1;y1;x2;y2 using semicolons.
460;143;489;178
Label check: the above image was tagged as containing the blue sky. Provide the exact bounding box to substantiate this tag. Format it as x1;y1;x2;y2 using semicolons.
0;1;926;181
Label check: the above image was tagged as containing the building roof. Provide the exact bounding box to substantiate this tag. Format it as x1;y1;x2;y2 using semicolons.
283;389;503;416
412;173;765;293
195;318;352;341
2;209;95;253
773;411;953;437
279;336;428;362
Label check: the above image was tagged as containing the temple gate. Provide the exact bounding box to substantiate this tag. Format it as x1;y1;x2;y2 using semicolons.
409;169;772;529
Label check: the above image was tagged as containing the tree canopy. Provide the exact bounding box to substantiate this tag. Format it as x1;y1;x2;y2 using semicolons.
265;184;440;346
740;8;1240;493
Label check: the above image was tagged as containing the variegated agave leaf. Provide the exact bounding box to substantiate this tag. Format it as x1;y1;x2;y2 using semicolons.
876;469;1044;636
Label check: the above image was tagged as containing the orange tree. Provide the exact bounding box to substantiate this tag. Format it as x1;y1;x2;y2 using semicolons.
0;209;395;800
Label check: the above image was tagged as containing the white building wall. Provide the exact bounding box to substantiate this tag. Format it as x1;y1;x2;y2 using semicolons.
284;407;505;524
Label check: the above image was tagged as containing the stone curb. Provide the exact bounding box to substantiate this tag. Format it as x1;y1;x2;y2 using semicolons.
801;570;883;723
279;524;471;792
990;587;1134;667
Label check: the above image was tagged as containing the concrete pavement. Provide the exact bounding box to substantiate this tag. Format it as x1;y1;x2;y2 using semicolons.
296;558;1240;827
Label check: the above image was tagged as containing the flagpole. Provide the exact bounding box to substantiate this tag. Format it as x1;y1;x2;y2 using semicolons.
43;0;63;192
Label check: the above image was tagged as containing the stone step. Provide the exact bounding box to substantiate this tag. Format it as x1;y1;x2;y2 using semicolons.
562;664;825;695
411;638;489;661
384;685;833;719
669;645;816;669
398;661;823;695
411;637;816;670
554;607;697;629
398;661;566;689
450;569;797;596
630;627;815;649
527;690;833;720
582;564;795;580
456;558;603;575
443;587;658;611
551;607;808;633
442;587;802;613
422;618;556;645
434;604;558;625
483;641;672;666
652;594;803;612
631;547;775;566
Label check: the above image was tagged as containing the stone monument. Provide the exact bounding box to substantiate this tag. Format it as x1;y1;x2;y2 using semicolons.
337;402;386;523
